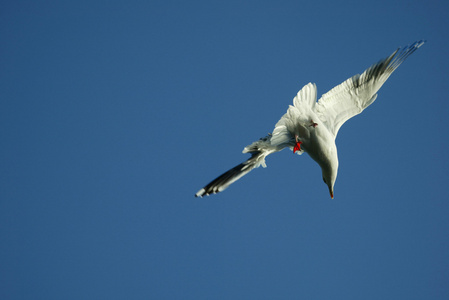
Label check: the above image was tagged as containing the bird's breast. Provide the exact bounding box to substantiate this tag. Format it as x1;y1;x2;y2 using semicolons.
302;126;337;166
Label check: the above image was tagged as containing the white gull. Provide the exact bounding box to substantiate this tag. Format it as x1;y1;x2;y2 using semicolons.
196;40;425;198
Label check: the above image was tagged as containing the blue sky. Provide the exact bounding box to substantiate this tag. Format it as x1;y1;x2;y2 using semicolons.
1;0;448;299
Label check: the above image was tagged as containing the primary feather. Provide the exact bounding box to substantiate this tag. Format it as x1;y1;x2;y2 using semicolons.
315;40;425;136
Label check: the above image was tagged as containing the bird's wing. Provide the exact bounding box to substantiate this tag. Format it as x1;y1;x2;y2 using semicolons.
195;135;283;197
315;40;425;137
271;82;317;153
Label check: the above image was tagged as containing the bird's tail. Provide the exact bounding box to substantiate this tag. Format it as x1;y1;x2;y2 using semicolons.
195;135;278;197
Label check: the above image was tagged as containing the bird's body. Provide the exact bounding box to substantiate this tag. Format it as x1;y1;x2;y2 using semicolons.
196;41;425;198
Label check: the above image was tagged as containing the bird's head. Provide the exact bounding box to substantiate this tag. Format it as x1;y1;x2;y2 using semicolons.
322;160;338;199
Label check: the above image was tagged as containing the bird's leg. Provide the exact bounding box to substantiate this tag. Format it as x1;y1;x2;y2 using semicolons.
309;119;318;128
293;135;302;153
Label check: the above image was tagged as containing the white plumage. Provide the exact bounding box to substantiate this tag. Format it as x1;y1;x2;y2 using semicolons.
196;41;425;198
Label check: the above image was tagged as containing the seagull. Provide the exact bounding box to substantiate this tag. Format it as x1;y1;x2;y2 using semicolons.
195;40;425;198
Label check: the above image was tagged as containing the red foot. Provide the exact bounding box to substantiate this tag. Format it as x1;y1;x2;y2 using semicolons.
293;141;302;153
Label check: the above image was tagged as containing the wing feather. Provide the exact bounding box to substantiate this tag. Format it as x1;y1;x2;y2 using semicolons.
271;83;317;150
195;135;283;197
315;40;425;136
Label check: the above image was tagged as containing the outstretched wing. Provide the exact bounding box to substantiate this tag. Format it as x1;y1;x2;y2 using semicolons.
271;82;317;153
195;153;267;197
195;135;283;197
315;40;425;137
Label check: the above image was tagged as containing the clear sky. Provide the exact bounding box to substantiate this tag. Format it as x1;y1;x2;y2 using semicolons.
1;0;448;299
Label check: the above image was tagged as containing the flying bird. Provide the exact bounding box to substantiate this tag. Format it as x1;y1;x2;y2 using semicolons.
195;40;425;198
